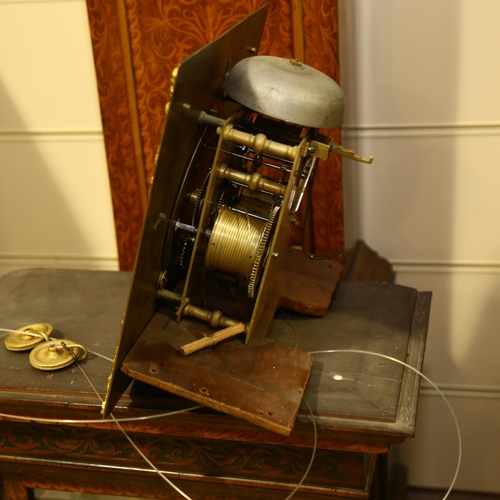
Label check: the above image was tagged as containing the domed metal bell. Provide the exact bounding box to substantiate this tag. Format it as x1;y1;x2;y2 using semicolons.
224;56;345;129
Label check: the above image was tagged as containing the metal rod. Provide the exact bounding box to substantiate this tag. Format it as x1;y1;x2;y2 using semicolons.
211;146;293;174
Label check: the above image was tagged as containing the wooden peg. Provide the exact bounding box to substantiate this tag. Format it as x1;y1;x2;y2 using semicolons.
177;323;245;356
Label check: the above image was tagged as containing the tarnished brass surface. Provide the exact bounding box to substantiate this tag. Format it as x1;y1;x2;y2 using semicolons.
308;136;374;164
4;323;54;352
181;303;242;329
220;126;299;160
205;206;269;283
244;136;309;343
332;143;374;164
215;163;287;196
29;339;88;371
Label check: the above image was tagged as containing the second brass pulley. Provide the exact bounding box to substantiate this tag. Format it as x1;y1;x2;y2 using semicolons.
29;340;88;371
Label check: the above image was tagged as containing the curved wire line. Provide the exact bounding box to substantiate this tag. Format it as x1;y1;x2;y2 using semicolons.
74;358;193;500
0;406;204;425
284;397;317;500
309;349;462;500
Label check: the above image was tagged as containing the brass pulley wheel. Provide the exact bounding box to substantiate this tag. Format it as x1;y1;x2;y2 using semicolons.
4;323;54;352
29;340;88;371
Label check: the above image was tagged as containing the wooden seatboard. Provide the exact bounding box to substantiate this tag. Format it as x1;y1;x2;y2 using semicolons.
345;240;394;283
121;308;313;436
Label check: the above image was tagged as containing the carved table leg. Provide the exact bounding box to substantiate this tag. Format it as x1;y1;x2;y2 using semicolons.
1;476;30;500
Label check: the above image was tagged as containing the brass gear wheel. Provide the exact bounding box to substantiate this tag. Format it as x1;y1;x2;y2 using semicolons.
247;205;280;299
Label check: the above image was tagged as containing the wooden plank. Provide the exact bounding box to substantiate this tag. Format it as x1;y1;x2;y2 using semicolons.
345;240;394;283
277;246;341;316
121;308;313;436
392;291;432;436
291;0;305;63
86;0;146;271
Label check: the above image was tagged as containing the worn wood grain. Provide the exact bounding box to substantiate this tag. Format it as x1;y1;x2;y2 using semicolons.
345;240;394;283
121;308;313;436
277;246;341;316
270;280;422;429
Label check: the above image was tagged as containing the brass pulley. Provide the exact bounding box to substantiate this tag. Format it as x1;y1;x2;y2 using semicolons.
29;340;88;371
4;323;54;352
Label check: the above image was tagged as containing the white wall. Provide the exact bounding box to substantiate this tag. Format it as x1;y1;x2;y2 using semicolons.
0;0;118;274
340;0;500;493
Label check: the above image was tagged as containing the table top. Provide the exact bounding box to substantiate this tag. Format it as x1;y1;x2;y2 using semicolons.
0;268;430;451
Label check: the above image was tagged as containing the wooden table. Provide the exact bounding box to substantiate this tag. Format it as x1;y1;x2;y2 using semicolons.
0;268;430;500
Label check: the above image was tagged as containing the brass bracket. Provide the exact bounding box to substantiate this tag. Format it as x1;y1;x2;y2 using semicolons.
331;143;374;164
308;136;374;164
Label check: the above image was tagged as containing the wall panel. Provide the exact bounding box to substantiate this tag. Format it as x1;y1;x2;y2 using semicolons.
0;138;118;264
395;269;500;389
391;394;500;493
0;0;118;274
340;0;500;492
343;132;500;264
0;0;102;132
341;0;500;127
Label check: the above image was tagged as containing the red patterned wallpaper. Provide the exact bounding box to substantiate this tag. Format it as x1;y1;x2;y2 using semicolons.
86;0;343;270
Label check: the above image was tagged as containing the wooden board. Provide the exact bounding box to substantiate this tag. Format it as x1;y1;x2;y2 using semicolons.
121;308;313;436
345;240;394;282
119;247;338;436
277;246;341;316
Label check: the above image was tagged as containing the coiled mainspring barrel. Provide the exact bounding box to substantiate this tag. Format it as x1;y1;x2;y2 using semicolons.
205;207;267;280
